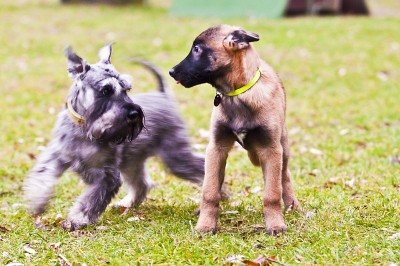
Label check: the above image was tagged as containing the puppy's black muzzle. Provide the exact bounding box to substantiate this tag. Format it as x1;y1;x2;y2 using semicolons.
168;67;176;78
169;64;196;88
170;55;217;88
169;65;183;84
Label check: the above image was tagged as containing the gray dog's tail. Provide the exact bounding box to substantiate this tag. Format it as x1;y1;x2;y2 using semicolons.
130;59;166;93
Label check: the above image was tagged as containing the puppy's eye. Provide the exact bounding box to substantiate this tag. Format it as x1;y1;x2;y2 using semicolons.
192;45;201;54
101;85;114;96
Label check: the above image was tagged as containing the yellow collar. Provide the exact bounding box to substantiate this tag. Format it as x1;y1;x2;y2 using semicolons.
67;99;85;126
226;68;261;97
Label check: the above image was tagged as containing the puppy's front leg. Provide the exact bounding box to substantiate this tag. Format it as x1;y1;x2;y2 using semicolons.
259;144;287;235
195;140;232;233
24;143;70;216
63;167;122;231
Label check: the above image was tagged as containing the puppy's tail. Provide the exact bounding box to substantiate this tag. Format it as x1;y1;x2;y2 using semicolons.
130;58;167;93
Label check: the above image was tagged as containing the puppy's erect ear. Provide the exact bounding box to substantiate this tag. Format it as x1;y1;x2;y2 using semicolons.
98;44;113;64
223;29;260;51
65;46;90;79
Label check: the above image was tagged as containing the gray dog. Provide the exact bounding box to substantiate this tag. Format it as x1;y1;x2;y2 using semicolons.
24;44;204;231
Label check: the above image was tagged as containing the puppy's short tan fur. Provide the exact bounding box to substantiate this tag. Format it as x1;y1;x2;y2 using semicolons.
170;24;302;235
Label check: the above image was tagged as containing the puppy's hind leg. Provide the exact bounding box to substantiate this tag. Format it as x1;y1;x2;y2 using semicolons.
24;144;69;216
259;144;287;236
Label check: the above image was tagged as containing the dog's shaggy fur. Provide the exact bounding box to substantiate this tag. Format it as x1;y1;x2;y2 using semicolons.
24;45;204;231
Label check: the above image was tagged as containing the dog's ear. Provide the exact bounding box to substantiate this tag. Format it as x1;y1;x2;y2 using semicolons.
223;29;259;51
98;44;112;64
65;46;90;79
119;74;133;89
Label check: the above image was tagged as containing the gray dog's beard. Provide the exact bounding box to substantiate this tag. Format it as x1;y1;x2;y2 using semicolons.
83;103;145;145
87;122;144;145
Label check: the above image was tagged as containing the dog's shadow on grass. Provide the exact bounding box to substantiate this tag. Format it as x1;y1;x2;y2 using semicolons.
101;201;307;237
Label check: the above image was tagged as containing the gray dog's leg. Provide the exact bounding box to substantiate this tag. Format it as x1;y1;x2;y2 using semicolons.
24;144;70;216
118;157;155;208
64;167;122;230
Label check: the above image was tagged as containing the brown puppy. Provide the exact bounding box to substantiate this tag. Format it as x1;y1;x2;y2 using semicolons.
169;24;302;235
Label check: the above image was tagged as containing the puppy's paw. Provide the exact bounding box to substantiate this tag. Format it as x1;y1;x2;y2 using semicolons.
266;223;288;236
195;216;217;234
63;210;92;231
62;219;86;232
265;215;288;236
193;208;200;216
195;223;217;234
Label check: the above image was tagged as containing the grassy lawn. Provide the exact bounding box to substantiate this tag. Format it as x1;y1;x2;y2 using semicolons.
1;0;399;265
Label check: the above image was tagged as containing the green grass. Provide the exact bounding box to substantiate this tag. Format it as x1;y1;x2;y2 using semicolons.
1;1;399;265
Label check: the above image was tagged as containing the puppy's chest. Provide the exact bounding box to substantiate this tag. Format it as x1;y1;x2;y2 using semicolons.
220;97;258;127
234;125;271;149
216;115;270;150
216;98;273;149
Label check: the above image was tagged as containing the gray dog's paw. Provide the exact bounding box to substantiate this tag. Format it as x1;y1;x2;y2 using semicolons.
61;219;86;232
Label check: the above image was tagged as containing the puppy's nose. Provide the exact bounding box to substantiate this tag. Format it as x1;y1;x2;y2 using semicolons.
168;68;175;77
127;109;139;121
